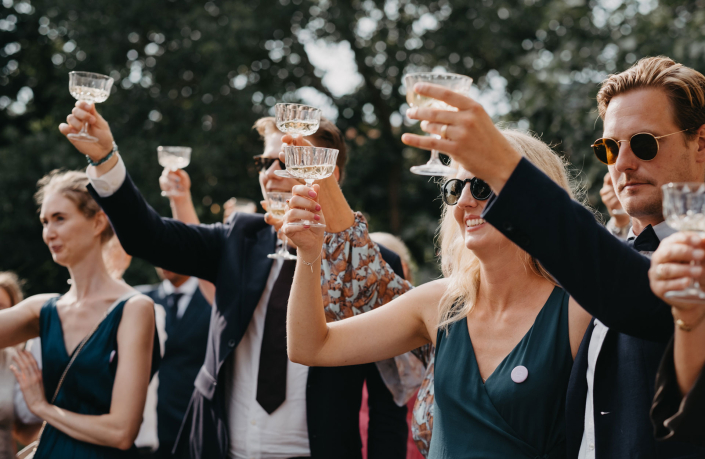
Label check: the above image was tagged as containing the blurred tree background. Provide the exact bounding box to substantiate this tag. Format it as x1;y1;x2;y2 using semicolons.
1;0;704;294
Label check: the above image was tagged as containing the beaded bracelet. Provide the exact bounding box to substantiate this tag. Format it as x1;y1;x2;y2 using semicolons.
86;141;118;167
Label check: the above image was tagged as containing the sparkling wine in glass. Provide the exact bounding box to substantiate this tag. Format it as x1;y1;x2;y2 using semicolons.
661;182;705;303
283;145;338;228
266;192;297;260
274;103;323;179
404;72;473;176
158;146;192;197
67;71;114;143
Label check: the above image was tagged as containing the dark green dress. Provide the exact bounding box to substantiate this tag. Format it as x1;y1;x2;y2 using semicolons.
430;286;572;459
34;295;160;459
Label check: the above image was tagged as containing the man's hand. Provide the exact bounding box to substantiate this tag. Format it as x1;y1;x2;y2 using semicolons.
600;172;629;227
650;232;705;317
58;101;114;162
401;83;522;193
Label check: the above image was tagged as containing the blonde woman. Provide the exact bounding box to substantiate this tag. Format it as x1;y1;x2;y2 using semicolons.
284;131;592;458
2;171;159;458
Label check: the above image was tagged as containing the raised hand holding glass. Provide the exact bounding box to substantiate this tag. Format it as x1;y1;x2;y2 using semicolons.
67;71;114;143
158;146;192;197
274;103;322;179
284;146;338;228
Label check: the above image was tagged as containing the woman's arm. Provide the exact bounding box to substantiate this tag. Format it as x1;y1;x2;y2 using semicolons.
12;296;156;450
568;297;592;359
284;184;436;367
0;295;52;350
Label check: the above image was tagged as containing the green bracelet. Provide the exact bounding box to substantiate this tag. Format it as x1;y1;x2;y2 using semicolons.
86;142;118;167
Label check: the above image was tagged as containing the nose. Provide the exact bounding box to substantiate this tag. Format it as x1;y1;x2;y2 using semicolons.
613;139;639;174
456;183;480;209
262;160;283;186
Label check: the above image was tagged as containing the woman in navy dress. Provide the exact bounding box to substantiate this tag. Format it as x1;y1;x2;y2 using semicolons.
284;129;593;458
1;170;158;458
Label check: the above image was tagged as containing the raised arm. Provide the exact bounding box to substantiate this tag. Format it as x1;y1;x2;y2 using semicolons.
12;296;156;450
401;84;672;342
0;295;52;350
284;184;432;367
59;101;226;283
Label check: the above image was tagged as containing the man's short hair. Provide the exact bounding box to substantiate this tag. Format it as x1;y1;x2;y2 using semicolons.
597;56;705;139
253;116;348;180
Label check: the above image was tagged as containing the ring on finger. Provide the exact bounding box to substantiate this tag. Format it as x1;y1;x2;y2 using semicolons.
440;124;449;140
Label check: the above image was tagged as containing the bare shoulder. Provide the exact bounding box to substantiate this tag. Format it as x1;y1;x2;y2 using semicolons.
410;278;449;300
18;294;61;314
122;294;156;321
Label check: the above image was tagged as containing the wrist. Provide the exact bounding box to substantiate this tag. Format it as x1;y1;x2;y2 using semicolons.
31;400;50;418
672;307;705;332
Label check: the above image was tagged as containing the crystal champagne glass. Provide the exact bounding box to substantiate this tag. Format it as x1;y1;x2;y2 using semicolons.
274;103;322;179
67;71;114;143
404;72;473;176
661;182;705;303
266;192;297;260
283;145;338;228
158;146;192;197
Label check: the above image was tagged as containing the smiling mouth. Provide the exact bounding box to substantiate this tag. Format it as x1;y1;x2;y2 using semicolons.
466;218;486;229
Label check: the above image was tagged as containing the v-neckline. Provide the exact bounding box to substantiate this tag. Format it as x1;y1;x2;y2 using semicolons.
465;286;559;385
54;294;131;358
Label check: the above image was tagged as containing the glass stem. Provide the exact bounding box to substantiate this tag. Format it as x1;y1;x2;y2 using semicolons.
693;260;702;290
429;149;442;164
80;122;90;136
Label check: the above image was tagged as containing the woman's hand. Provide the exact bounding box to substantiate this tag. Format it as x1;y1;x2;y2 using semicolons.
11;350;48;416
282;184;325;257
159;168;191;201
650;233;705;319
261;200;285;232
58;101;114;162
401;83;522;193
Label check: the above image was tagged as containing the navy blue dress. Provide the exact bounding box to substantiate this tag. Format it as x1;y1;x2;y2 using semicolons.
430;286;573;459
34;295;160;459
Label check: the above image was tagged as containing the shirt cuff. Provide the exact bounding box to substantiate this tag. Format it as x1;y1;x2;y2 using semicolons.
87;154;127;197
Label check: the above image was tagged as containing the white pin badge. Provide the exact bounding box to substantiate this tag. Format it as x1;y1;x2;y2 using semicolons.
511;365;528;383
109;350;116;363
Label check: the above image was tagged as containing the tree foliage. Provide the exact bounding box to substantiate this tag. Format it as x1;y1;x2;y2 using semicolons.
1;0;702;294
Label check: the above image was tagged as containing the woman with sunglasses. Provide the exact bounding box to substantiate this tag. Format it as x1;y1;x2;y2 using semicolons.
283;130;592;459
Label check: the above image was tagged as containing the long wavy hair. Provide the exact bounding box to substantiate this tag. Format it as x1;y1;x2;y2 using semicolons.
436;130;580;332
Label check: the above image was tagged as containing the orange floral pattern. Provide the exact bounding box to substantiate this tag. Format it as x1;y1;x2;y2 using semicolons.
320;212;413;322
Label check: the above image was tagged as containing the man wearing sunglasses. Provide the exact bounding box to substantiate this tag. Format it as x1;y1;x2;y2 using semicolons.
402;56;705;458
59;105;413;459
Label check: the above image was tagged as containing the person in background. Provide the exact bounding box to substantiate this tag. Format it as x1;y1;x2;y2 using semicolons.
135;268;211;459
600;172;631;240
0;272;43;457
61;103;412;459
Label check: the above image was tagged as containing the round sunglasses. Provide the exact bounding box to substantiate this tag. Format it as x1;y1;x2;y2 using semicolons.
253;155;285;172
442;177;494;206
591;128;692;165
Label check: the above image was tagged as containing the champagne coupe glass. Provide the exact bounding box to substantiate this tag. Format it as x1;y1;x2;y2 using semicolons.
661;182;705;303
67;71;114;143
283;145;338;228
274;103;322;179
158;146;192;197
403;72;473;176
266;192;297;260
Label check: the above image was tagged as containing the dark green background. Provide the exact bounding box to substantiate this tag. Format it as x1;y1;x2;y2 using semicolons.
2;0;704;294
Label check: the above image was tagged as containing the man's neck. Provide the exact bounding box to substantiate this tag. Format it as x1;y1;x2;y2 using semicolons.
631;216;665;236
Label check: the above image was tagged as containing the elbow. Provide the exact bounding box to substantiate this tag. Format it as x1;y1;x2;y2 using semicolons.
287;348;316;367
112;428;138;451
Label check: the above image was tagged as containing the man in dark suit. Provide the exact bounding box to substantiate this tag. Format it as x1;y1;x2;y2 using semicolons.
136;268;212;459
60;107;411;459
401;56;705;458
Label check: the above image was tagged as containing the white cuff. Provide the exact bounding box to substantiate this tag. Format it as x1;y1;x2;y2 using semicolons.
87;154;127;197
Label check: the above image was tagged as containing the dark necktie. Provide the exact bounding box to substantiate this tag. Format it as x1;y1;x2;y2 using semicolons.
165;292;183;334
628;224;660;253
256;254;296;414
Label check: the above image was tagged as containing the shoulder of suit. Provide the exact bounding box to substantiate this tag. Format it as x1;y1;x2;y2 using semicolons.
226;211;268;236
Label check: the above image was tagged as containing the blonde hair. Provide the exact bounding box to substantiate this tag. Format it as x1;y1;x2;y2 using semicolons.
0;272;24;307
436;130;574;331
35;170;114;243
597;56;705;139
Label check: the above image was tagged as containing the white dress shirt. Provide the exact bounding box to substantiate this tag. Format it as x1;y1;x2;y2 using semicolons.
160;276;200;320
86;160;311;458
578;221;675;459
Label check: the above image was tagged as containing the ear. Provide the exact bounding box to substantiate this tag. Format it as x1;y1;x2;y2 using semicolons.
694;124;705;164
333;166;340;183
93;211;109;240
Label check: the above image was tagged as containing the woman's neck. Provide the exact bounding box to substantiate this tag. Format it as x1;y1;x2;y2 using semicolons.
475;246;552;315
66;246;116;301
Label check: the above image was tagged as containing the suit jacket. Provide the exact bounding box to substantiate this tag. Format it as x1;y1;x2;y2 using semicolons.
651;337;705;447
137;283;212;451
481;158;705;458
88;173;407;459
